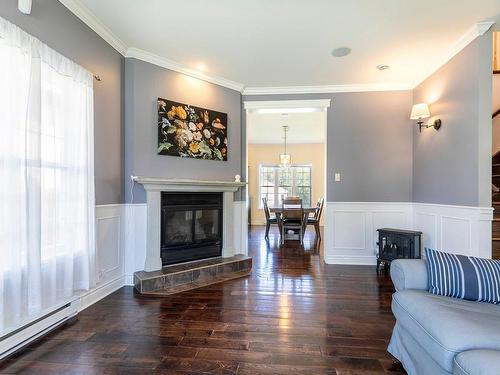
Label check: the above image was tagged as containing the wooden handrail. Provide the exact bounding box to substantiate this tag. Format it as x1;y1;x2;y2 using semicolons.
494;108;500;119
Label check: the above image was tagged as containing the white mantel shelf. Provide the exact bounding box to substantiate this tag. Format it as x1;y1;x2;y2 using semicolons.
135;177;246;272
135;177;246;192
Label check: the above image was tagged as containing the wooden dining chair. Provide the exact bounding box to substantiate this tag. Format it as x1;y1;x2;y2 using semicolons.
262;197;278;239
280;197;306;245
307;197;324;239
282;196;302;205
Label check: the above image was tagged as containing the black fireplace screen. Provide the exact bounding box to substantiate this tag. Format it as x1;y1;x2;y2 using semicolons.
161;192;223;265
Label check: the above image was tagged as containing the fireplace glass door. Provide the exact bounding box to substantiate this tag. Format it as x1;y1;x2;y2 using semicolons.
195;209;220;242
161;193;223;265
164;210;193;246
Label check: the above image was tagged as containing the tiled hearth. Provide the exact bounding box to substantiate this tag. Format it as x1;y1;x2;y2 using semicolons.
134;255;252;295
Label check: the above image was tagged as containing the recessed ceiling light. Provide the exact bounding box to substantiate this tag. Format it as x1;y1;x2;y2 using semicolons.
196;63;206;71
376;64;390;71
331;47;351;58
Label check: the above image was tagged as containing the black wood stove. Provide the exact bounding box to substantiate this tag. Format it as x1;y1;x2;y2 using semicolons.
376;228;422;272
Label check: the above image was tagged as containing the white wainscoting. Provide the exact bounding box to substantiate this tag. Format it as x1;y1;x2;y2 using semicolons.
324;202;413;265
82;204;131;310
233;201;248;256
122;203;147;285
413;203;493;259
324;202;493;265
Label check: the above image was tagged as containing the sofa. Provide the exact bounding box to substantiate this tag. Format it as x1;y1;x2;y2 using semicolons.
388;259;500;375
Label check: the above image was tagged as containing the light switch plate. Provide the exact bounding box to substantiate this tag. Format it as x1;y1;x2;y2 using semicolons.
335;173;341;182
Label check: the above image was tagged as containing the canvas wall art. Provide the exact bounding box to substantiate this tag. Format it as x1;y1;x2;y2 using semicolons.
157;98;228;161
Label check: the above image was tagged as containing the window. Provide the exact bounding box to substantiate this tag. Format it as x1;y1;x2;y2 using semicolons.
259;165;312;207
0;16;95;335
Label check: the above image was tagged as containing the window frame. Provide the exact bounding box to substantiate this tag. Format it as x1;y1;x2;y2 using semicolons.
258;164;312;208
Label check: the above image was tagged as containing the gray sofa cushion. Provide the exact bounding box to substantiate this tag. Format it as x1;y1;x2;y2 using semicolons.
453;350;500;375
392;290;500;372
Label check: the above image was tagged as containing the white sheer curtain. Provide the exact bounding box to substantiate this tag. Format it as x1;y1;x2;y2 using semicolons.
0;16;95;335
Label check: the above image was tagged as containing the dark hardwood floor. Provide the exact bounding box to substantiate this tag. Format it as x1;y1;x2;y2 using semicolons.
0;226;405;374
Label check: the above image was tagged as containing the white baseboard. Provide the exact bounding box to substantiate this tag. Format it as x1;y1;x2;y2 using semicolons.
324;202;493;265
124;274;135;286
323;254;377;265
79;275;127;312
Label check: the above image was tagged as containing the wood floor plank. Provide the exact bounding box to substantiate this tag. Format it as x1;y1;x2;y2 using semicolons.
0;226;405;374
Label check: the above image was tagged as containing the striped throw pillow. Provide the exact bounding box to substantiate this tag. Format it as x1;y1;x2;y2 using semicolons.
425;248;500;304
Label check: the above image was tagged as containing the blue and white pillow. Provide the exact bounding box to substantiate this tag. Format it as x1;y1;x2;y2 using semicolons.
425;248;500;304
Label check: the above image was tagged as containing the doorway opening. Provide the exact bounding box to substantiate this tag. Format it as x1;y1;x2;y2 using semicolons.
243;100;330;256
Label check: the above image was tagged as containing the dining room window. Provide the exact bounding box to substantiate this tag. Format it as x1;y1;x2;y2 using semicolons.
259;165;312;208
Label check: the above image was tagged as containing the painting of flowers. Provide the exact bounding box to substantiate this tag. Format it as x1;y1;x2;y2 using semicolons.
157;98;228;161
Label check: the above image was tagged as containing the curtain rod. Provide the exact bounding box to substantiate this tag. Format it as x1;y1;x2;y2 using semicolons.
93;74;102;82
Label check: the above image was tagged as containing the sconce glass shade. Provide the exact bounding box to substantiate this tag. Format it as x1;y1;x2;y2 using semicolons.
410;103;430;120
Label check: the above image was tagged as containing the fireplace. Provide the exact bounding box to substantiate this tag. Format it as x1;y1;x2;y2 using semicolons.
161;192;223;265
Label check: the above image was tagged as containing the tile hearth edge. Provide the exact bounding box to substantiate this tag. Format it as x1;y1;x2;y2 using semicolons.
134;255;252;295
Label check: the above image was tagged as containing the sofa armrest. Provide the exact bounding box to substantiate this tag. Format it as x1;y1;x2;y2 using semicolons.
390;259;428;292
454;350;500;375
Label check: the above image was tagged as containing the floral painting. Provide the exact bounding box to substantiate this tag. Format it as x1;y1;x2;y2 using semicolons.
157;98;228;161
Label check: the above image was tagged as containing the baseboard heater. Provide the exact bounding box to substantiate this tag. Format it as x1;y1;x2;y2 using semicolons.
0;300;79;360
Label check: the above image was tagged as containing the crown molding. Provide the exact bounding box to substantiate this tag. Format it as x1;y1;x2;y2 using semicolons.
57;0;245;92
242;83;413;96
125;48;245;93
58;0;127;55
243;99;331;110
55;2;495;95
413;21;495;87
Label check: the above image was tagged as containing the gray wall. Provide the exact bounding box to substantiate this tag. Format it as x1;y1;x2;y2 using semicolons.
125;58;243;203
243;91;414;202
2;0;493;208
0;0;124;205
412;34;493;207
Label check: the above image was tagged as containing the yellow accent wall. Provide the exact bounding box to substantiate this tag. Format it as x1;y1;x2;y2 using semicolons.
247;143;326;226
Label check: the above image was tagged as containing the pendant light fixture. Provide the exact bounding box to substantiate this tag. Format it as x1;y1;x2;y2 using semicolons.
279;125;291;167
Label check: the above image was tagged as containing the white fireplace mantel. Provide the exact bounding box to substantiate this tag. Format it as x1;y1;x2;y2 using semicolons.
135;177;246;192
135;177;246;272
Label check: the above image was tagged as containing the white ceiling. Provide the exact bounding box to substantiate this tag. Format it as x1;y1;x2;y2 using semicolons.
62;0;499;91
247;111;326;144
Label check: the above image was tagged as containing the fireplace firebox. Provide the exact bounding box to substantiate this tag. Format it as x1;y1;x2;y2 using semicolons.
161;192;223;265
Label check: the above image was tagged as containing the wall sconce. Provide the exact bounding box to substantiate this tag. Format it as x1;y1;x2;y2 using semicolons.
410;103;442;133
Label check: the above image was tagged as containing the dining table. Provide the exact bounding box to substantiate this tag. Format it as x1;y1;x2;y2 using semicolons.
269;206;317;215
269;206;317;237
